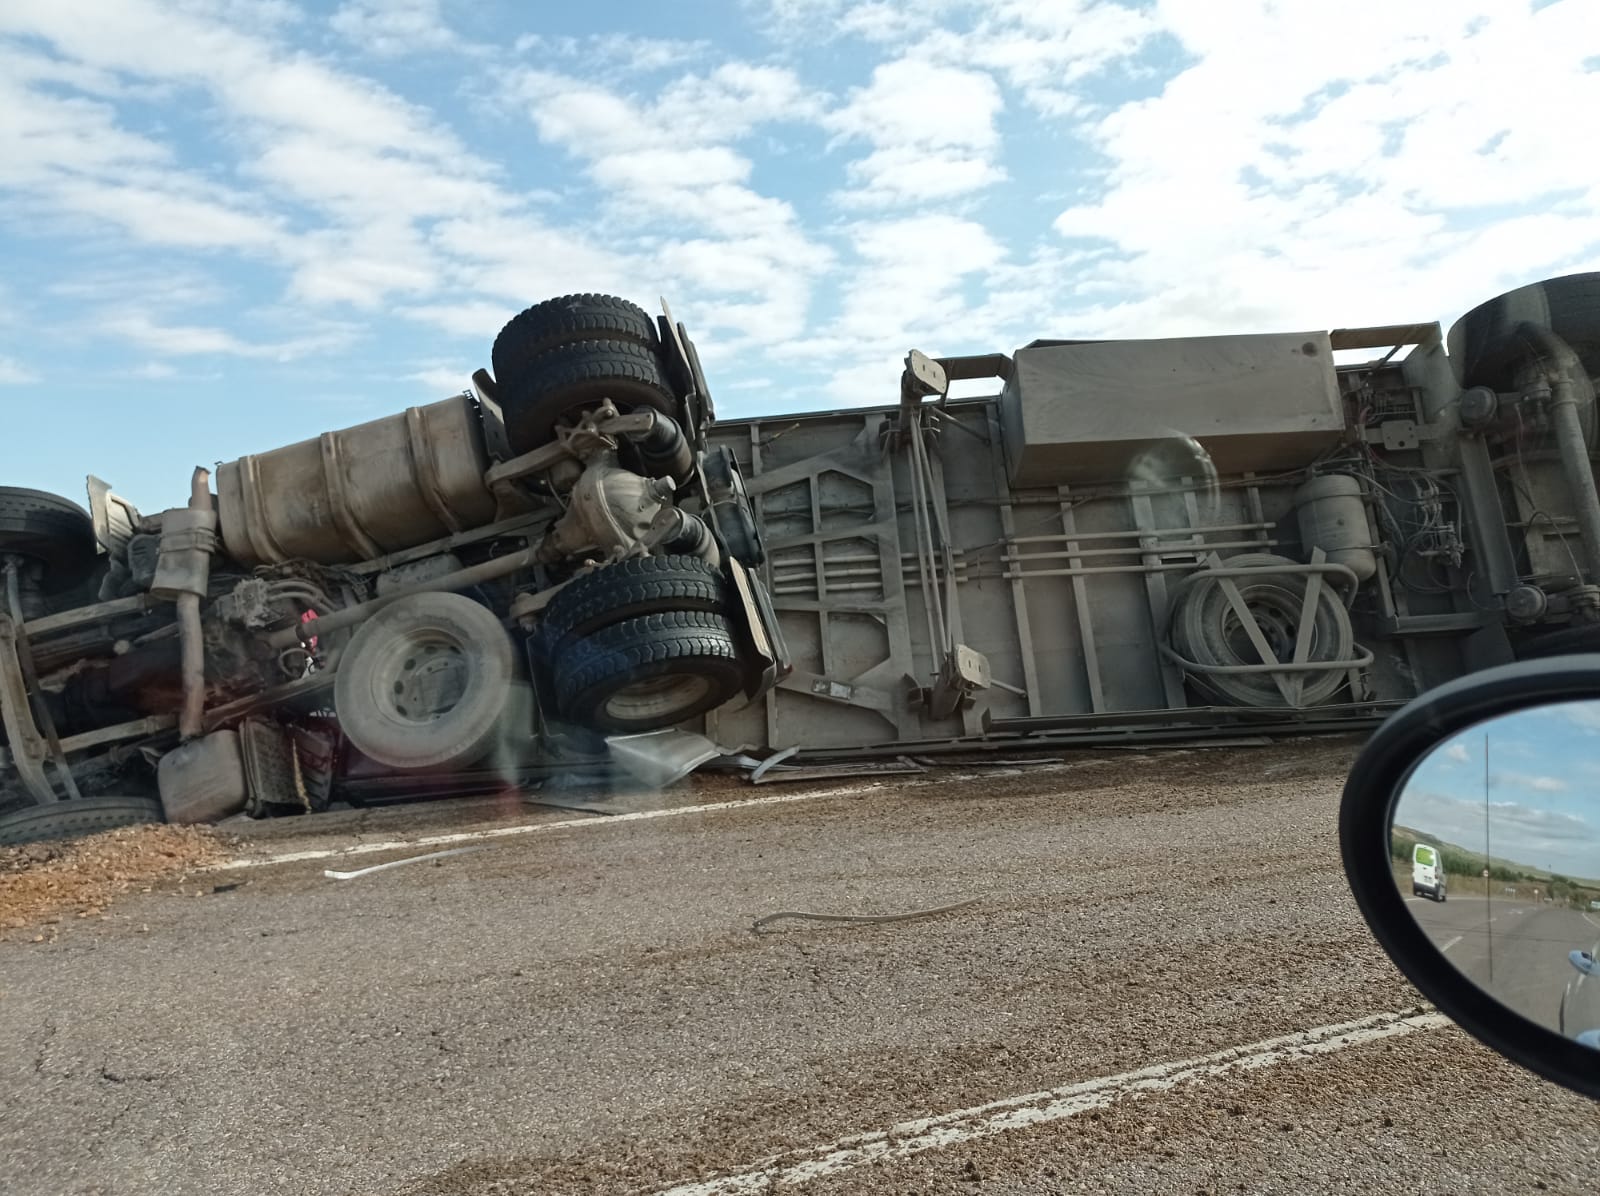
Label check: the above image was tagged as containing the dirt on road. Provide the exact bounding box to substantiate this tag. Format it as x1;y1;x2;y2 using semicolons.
0;823;222;936
1;738;1594;1196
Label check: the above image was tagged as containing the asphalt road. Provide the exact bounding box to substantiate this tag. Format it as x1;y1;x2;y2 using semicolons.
2;742;1597;1196
1407;892;1600;1033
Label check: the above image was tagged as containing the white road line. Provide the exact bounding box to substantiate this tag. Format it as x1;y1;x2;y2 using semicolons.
1440;935;1463;952
212;783;885;871
651;1010;1451;1196
1584;912;1600;931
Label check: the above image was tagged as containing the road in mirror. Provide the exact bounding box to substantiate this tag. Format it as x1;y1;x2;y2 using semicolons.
1391;700;1600;1048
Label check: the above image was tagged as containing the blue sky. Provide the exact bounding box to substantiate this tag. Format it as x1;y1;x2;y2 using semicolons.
1397;702;1600;880
2;0;1598;514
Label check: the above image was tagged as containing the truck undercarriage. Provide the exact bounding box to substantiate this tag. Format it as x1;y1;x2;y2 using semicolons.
3;274;1598;842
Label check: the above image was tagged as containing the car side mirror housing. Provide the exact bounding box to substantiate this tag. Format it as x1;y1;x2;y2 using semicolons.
1341;656;1600;1099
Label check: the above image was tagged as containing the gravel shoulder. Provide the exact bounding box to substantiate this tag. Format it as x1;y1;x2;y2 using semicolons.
1;739;1590;1196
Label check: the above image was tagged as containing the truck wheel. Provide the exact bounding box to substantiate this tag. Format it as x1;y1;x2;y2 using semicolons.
541;556;727;650
492;294;658;394
334;592;519;772
554;610;744;733
1168;553;1354;708
1516;623;1600;660
0;487;98;593
1449;272;1600;391
498;339;677;454
0;795;164;846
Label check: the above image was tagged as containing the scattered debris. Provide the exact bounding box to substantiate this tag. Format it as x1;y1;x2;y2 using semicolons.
911;756;1064;769
752;898;979;934
750;746;798;782
606;729;735;789
323;845;487;881
751;758;927;785
0;823;222;935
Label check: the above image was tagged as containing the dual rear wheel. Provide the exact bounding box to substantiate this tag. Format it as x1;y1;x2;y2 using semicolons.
333;557;745;771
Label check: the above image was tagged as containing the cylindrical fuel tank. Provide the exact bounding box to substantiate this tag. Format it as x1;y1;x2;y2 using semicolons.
216;395;498;566
1293;473;1376;583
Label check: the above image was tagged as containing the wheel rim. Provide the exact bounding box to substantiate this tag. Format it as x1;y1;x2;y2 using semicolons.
368;632;472;725
601;673;714;724
1220;588;1308;664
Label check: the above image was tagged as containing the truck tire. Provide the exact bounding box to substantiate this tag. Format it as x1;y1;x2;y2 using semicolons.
334;592;519;772
1449;272;1600;391
498;340;677;454
0;487;98;592
554;610;745;733
1514;623;1600;660
0;796;164;846
541;556;727;649
1167;554;1354;708
492;294;658;394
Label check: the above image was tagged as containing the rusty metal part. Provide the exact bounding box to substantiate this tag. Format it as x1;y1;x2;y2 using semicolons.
58;715;177;755
2;562;81;800
216;395;497;566
172;468;214;741
201;671;335;733
1329;323;1441;352
0;611;54;804
264;545;540;652
24;594;156;638
1548;376;1600;582
926;644;992;720
537;455;676;564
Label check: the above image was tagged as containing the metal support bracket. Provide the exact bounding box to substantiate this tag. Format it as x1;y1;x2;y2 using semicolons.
0;612;57;805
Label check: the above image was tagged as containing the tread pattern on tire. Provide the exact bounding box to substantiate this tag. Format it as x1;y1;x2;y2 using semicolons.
554;610;742;723
541;556;726;649
0;796;164;846
1515;623;1600;660
0;487;98;586
492;294;657;392
500;339;677;453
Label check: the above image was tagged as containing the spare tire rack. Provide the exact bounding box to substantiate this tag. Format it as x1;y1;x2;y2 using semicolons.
1163;552;1372;709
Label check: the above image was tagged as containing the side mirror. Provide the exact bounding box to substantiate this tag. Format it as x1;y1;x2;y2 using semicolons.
1341;656;1600;1099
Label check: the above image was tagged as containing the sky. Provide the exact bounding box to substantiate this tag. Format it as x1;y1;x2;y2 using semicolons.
2;0;1599;514
1396;701;1600;881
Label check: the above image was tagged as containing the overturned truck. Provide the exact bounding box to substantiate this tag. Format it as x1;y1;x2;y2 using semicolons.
3;275;1599;840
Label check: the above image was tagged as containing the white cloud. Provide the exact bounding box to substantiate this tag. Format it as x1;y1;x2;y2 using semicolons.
404;364;471;394
1048;0;1600;337
1490;770;1570;795
512;33;710;74
794;213;1007;400
104;313;353;362
0;356;40;385
1443;742;1470;764
329;0;464;58
1396;787;1599;878
0;0;504;318
825;57;1005;206
506;62;832;349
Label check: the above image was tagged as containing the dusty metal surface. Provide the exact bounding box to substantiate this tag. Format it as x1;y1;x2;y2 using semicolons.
6;281;1600;831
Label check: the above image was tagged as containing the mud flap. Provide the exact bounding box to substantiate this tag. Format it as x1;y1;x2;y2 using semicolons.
724;557;790;702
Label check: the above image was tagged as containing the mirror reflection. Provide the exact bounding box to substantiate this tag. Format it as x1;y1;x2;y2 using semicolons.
1391;699;1600;1048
